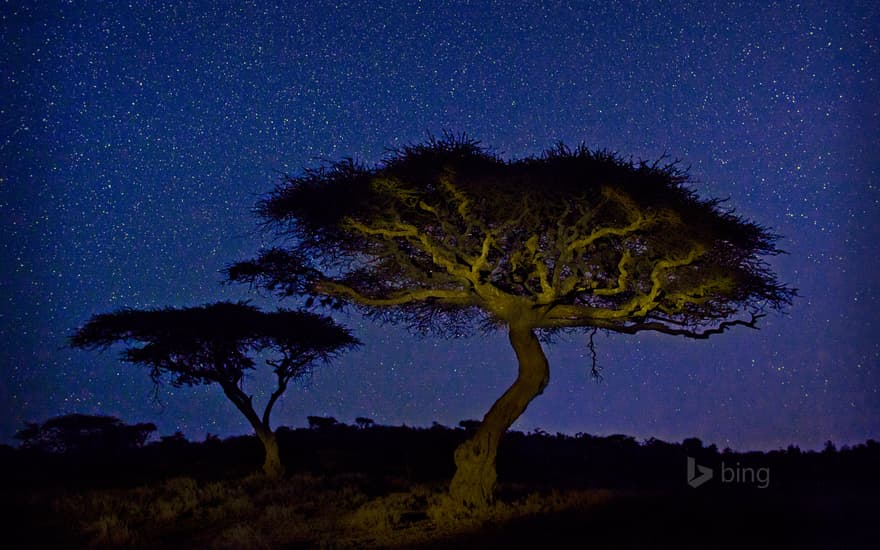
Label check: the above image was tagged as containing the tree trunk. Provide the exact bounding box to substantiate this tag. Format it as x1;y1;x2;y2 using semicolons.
258;430;284;479
449;325;550;509
220;382;285;479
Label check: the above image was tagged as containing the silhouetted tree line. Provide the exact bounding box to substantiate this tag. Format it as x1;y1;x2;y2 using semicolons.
3;413;877;495
14;414;156;455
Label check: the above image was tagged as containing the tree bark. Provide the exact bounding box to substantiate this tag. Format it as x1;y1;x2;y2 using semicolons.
449;325;550;509
220;382;284;479
258;430;284;479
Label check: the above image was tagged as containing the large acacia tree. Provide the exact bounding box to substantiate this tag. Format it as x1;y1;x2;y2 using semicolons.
228;136;795;506
71;301;359;478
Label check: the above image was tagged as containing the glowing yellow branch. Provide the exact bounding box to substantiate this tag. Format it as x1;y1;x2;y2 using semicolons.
317;281;472;306
418;200;438;215
510;234;553;298
543;303;633;323
371;177;420;206
661;275;735;310
593;249;633;296
565;188;675;253
439;174;471;219
345;217;471;280
344;218;420;239
567;217;649;252
632;245;706;316
472;233;495;273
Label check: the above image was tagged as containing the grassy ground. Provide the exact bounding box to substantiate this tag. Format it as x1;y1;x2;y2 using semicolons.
8;472;614;548
6;470;872;549
4;428;876;548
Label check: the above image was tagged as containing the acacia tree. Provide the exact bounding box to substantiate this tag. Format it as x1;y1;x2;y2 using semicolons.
70;301;359;478
228;136;795;506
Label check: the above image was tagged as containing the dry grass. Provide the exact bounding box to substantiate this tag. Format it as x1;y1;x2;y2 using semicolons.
45;473;612;548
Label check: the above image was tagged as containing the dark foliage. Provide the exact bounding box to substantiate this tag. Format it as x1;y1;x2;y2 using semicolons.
229;135;795;338
4;417;878;496
3;417;876;549
70;301;359;388
278;422;875;498
458;419;482;431
14;414;155;455
355;416;375;429
307;415;339;429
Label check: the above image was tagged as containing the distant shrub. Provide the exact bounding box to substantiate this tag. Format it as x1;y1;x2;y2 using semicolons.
355;417;375;429
458;419;481;431
307;415;339;429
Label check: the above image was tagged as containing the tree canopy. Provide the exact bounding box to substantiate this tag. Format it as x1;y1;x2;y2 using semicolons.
229;136;794;339
71;301;358;388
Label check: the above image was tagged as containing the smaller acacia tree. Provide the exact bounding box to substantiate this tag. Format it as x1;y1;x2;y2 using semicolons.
70;301;359;477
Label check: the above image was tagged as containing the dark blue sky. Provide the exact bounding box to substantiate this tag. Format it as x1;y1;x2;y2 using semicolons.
2;1;877;450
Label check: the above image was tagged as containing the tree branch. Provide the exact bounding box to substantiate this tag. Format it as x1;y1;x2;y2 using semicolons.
592;249;634;296
317;281;473;307
566;217;648;252
633;245;706;315
343;218;420;239
542;309;765;339
262;369;290;431
603;313;766;339
220;381;266;434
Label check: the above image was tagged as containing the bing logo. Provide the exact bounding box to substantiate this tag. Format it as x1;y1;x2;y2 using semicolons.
687;456;770;489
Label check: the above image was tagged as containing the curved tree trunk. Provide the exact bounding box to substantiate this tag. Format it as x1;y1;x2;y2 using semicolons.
449;325;550;509
259;430;283;479
221;382;285;479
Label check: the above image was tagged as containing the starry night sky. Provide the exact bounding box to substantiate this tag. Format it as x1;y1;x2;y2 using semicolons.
2;1;878;451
